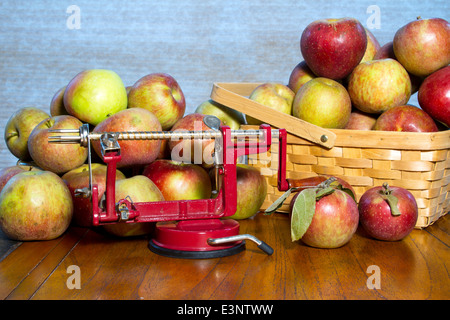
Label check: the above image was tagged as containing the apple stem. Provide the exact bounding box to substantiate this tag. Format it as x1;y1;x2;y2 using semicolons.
317;176;337;189
381;182;401;216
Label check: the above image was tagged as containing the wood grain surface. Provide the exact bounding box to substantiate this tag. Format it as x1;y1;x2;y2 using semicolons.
1;213;448;300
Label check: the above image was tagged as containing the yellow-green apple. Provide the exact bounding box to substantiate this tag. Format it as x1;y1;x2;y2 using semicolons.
168;113;218;166
92;108;162;168
292;77;351;128
142;159;211;201
347;58;412;114
0;170;73;240
0;165;41;193
4;107;50;161
102;175;165;237
360;28;381;63
287;61;316;94
28;115;88;174
290;187;359;248
358;183;418;241
222;164;267;220
127;73;186;130
246;83;295;125
393;17;450;77
300;17;367;80
50;86;69;116
345;109;377;130
374;41;424;94
374;105;438;132
418;66;450;128
62;163;126;227
64;69;128;125
195;99;245;130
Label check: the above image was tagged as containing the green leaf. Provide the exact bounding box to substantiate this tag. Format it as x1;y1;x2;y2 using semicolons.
264;187;297;215
291;188;317;241
315;186;335;200
383;194;402;216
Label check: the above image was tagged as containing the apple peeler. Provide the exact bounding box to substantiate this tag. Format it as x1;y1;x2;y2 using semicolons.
49;115;289;259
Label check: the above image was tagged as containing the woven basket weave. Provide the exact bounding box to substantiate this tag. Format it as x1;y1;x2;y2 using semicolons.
210;83;449;228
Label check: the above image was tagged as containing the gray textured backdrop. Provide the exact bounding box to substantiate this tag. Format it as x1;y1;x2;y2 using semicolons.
0;0;448;168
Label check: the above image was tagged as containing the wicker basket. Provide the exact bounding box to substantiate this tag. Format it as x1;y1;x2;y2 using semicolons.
211;82;450;228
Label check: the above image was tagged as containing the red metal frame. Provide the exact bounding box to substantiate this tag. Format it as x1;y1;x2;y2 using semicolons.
92;124;288;227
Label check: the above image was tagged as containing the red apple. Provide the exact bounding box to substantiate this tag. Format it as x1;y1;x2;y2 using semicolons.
347;58;412;114
0;165;41;194
62;163;126;227
360;28;381;63
418;65;450;128
28;115;88;174
220;164;268;220
374;41;424;94
374;105;438;132
0;170;73;240
345;110;377;130
4;107;50;161
142;159;211;201
300;17;367;80
64;69;128;125
246;83;295;125
127;73;186;130
287;61;316;94
92;108;162;168
50;86;69;116
292;77;351;128
393;17;450;77
358;183;418;241
102;175;165;237
291;187;359;248
168;113;218;166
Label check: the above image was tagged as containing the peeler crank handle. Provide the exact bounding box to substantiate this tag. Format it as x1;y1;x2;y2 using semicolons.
208;234;274;255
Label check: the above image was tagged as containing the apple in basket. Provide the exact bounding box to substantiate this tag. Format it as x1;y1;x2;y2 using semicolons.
373;105;438;132
300;17;367;80
418;65;450;128
358;183;418;241
246;83;295;125
288;61;316;94
127;73;186;130
195;99;245;130
347;58;412;114
393;17;450;77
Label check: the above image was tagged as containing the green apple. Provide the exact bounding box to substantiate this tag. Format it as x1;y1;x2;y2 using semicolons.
102;175;165;237
0;165;41;194
4;107;50;161
288;61;316;94
292;77;351;128
0;170;73;240
246;83;295;125
64;69;128;125
195;99;245;130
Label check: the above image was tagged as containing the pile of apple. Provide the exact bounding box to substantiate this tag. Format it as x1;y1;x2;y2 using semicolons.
248;17;450;132
0;70;266;241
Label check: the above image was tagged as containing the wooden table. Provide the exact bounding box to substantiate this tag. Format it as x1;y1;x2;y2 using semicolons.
0;212;448;301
